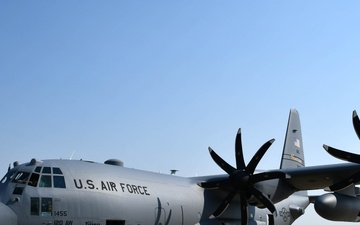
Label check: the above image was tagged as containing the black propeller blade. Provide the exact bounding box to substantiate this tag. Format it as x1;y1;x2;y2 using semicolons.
323;110;360;191
353;110;360;140
323;144;360;164
199;129;284;225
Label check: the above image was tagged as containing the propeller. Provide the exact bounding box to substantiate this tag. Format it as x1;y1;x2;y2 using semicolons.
323;110;360;191
199;129;284;225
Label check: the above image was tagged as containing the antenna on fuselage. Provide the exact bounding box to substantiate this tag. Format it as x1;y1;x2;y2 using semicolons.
70;151;76;160
7;163;10;172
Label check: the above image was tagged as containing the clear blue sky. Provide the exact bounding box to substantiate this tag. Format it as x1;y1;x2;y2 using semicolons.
1;1;360;225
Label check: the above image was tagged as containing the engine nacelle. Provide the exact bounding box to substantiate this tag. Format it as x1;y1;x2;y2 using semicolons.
314;193;360;222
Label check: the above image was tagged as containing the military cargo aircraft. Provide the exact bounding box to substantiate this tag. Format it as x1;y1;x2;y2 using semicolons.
1;109;360;225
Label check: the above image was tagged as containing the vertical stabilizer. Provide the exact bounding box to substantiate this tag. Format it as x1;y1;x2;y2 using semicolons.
280;108;305;169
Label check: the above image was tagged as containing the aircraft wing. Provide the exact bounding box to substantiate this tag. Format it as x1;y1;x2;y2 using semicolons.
195;163;360;191
281;162;360;190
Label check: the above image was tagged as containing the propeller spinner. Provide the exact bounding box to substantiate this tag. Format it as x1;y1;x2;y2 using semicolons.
199;129;284;225
323;110;360;191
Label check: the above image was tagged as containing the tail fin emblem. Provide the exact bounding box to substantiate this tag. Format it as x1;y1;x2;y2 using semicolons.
294;139;301;148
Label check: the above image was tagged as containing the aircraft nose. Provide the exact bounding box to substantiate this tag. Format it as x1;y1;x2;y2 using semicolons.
0;202;17;225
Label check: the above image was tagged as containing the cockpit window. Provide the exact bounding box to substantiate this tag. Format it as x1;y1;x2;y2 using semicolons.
27;166;66;188
42;167;51;174
34;166;42;173
53;176;66;188
28;173;40;187
39;175;52;188
12;171;30;184
53;167;63;174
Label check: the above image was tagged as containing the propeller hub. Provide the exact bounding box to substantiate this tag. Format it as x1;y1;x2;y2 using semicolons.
202;128;277;223
230;170;250;189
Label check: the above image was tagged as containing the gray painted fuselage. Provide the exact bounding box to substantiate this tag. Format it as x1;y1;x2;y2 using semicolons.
0;159;308;225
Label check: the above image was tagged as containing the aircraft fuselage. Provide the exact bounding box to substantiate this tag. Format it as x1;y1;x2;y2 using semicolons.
1;159;208;225
0;158;309;225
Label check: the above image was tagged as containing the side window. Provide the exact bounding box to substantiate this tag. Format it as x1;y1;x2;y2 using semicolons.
30;198;53;216
28;173;40;187
13;187;24;195
39;175;52;188
12;172;30;184
53;176;66;188
41;198;52;216
30;198;40;216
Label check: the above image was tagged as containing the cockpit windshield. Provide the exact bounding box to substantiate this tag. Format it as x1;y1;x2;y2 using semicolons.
27;166;66;188
1;165;66;189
